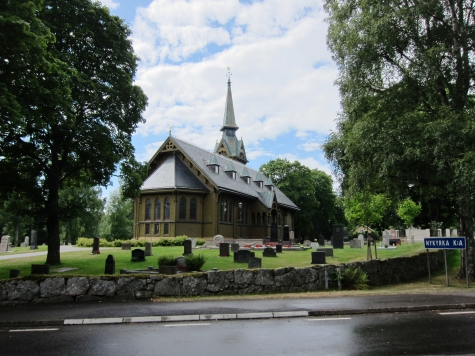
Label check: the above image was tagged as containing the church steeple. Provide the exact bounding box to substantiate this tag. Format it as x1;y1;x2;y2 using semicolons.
214;68;248;165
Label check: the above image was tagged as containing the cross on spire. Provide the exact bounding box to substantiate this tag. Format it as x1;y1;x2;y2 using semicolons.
227;66;232;83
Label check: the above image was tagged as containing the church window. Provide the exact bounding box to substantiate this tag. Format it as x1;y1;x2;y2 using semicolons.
145;198;152;220
154;198;161;220
190;198;197;220
252;212;256;225
164;197;171;220
145;223;150;235
164;223;169;235
154;224;160;235
257;213;261;225
179;197;186;220
219;197;233;223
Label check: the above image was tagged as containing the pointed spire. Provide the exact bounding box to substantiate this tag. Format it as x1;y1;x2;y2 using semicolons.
221;67;238;132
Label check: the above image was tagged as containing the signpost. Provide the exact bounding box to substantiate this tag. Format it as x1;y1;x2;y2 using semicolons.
423;237;468;288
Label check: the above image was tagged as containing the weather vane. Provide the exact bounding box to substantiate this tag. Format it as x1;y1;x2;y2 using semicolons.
227;67;232;82
169;125;172;137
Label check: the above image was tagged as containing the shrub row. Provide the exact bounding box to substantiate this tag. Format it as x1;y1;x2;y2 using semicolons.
75;236;206;248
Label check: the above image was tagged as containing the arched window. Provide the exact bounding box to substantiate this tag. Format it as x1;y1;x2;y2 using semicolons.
179;197;186;220
145;198;152;220
257;212;261;225
252;212;256;225
164;197;170;220
190;198;197;220
154;198;161;220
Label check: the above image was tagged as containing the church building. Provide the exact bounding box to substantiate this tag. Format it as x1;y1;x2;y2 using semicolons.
133;76;299;240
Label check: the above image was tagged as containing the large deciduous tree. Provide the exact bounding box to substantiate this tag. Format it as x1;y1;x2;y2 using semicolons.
323;0;475;278
0;0;147;264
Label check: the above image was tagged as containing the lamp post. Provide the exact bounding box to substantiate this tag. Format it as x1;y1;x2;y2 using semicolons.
238;202;243;238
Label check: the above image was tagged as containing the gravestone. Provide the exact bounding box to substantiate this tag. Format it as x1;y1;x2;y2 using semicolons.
282;225;290;245
234;249;255;263
104;254;115;274
0;235;10;252
191;238;197;248
248;257;262;269
317;248;333;257
31;264;50;274
176;256;186;270
383;231;390;246
358;234;365;247
9;269;20;278
24;236;29;247
437;229;442;237
276;244;282;253
445;229;450;238
219;242;230;257
311;251;326;264
350;239;362;248
311;242;319;250
262;247;277;257
290;231;295;245
144;242;153;256
231;243;240;252
131;248;145;262
184;240;192;255
332;224;344;249
270;223;278;242
30;230;38;250
318;235;325;246
453;229;458;236
92;237;100;254
303;240;312;247
213;235;224;245
121;243;131;250
343;227;349;242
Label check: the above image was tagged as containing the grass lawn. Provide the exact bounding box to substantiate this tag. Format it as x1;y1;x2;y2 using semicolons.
0;243;432;280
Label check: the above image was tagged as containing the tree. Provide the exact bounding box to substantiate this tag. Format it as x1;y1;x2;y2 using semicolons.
324;0;475;278
99;189;133;241
0;0;147;264
397;198;422;228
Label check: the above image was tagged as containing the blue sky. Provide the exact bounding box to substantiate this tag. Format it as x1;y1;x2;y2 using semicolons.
100;0;340;196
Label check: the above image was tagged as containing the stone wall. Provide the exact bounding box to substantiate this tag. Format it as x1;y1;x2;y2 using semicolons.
0;251;444;304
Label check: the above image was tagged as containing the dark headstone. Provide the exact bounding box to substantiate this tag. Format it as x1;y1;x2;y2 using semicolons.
104;254;115;275
248;257;262;269
270;223;278;242
145;242;153;256
234;249;255;263
121;243;131;250
231;243;240;252
262;247;277;257
389;238;401;246
317;248;333;257
30;230;38;250
343;227;349;242
276;244;283;253
9;269;20;278
311;251;326;264
92;237;100;254
219;242;230;257
283;225;290;242
31;264;50;274
131;248;145;262
184;239;193;255
332;224;344;249
318;235;325;246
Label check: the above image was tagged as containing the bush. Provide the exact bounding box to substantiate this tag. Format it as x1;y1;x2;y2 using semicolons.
156;235;189;246
158;255;177;267
196;238;206;246
76;237;93;247
185;254;208;271
340;267;369;290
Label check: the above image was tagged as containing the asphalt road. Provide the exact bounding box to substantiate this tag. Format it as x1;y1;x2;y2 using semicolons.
1;310;475;355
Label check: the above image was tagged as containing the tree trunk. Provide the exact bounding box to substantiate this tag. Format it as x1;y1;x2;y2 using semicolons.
14;223;19;247
457;203;474;280
45;159;61;265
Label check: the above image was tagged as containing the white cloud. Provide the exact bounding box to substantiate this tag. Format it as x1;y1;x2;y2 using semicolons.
299;142;322;152
100;0;120;10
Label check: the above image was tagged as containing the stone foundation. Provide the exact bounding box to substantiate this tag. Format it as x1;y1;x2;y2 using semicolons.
0;251;444;304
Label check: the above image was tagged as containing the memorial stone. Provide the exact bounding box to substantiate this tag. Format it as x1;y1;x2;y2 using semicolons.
332;224;344;248
358;234;365;247
445;229;451;238
104;254;115;275
248;257;262;269
437;229;442;237
383;231;390;246
213;235;224;245
121;243;131;250
176;256;186;270
0;235;9;252
311;242;319;250
234;249;254;263
30;230;38;250
317;248;334;257
303;240;312;247
276;244;282;253
24;236;29;247
350;239;362;248
9;269;20;278
92;237;100;254
219;242;230;257
145;242;153;256
343;227;349;242
131;249;145;262
31;264;50;274
270;223;278;242
191;238;197;248
262;247;277;257
290;230;295;245
317;235;325;246
282;225;290;245
311;251;326;264
453;229;458;236
183;240;192;255
231;243;240;252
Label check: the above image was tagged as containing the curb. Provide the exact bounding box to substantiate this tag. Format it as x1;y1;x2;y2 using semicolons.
1;304;473;328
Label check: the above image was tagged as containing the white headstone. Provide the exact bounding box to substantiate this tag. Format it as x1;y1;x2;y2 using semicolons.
437;229;442;237
0;235;10;252
358;234;365;246
452;229;458;237
191;238;197;248
213;235;224;245
24;235;29;247
445;229;451;238
383;231;390;246
310;242;319;250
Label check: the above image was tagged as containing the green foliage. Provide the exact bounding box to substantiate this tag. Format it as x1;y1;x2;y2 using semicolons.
157;255;177;267
99;189;133;241
397;198;421;227
340;267;369;290
196;238;206;246
184;254;208;271
156;236;188;246
344;193;390;230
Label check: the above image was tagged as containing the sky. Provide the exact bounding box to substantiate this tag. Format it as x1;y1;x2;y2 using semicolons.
99;0;340;196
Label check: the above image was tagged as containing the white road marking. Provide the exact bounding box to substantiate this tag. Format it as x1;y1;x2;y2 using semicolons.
308;318;352;321
163;323;210;327
9;328;59;332
439;311;475;315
